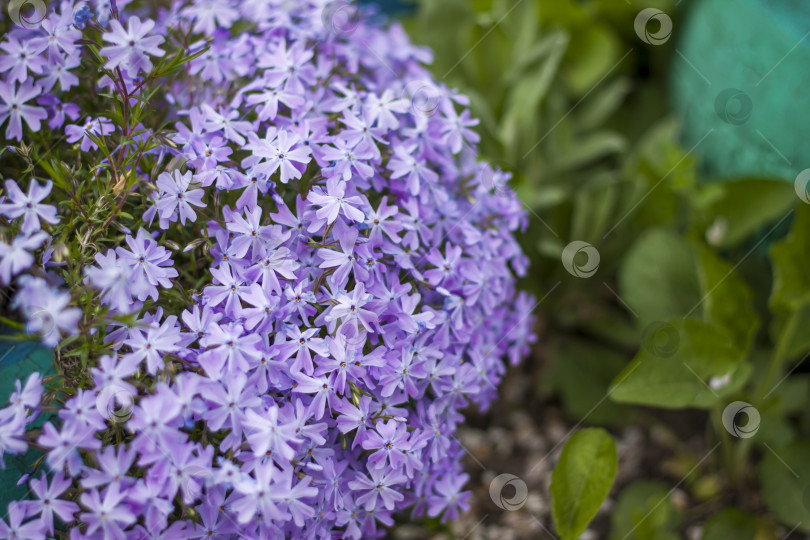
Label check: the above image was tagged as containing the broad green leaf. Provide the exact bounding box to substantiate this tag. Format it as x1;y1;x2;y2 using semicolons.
694;242;758;351
610;480;682;540
609;318;745;408
700;508;759;540
618;229;701;325
758;440;810;532
551;428;617;540
703;179;795;247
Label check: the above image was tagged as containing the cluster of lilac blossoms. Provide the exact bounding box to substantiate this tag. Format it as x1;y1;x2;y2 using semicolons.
0;0;536;538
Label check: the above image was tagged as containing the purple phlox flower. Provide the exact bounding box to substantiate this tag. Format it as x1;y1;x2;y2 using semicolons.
244;77;306;121
153;169;205;226
424;243;463;286
0;501;45;540
90;355;138;403
79;484;137;540
203;262;248;318
38;421;101;476
274;466;318;527
291;372;337;420
242;128;311;184
203;372;261;451
387;143;438;196
240;282;280;333
13;276;81;346
4;372;42;419
201;104;252;145
84;249;133;313
364;89;409;131
0;80;46;140
198;322;261;377
306;176;365;228
0;232;46;284
259;39;314;95
65;116;115;151
181;304;222;344
0;36;46;83
439;106;480;154
348;467;406;511
100;15;166;74
81;445;136;490
225;206;273;256
333;396;373;448
36;94;79;129
283;281;317;326
230;461;286;525
379;347;428;398
365;196;402;246
427;472;471;522
37;54;81;92
159;442;213;505
23;472;78;535
320;136;375;181
324;282;379;334
317;220;359;284
188;488;238;539
123;315;182;375
29;12;82;59
181;0;239;35
58;389;106;433
396;292;436;335
128;392;185;456
115;228;178;301
276;325;327;376
188;135;232;170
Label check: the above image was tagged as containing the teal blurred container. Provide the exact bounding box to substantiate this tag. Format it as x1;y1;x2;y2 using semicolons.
0;336;53;508
671;0;810;182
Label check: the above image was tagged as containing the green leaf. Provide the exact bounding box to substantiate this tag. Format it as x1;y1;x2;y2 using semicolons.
694;242;758;351
550;428;617;540
618;229;701;325
703;178;795;247
700;508;759;540
609;318;745;409
758;440;810;532
610;480;682;540
769;205;810;358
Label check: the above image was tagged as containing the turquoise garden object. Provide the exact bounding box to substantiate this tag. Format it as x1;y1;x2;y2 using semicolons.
671;0;810;182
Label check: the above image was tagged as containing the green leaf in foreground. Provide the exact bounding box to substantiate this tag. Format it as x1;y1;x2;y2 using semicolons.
610;480;682;540
551;428;617;540
758;440;810;532
700;507;760;540
609;318;748;409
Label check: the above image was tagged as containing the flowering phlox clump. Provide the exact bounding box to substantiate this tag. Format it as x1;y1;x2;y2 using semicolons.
0;0;536;537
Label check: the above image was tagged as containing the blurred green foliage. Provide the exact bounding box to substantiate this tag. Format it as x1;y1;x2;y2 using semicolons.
407;0;810;537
